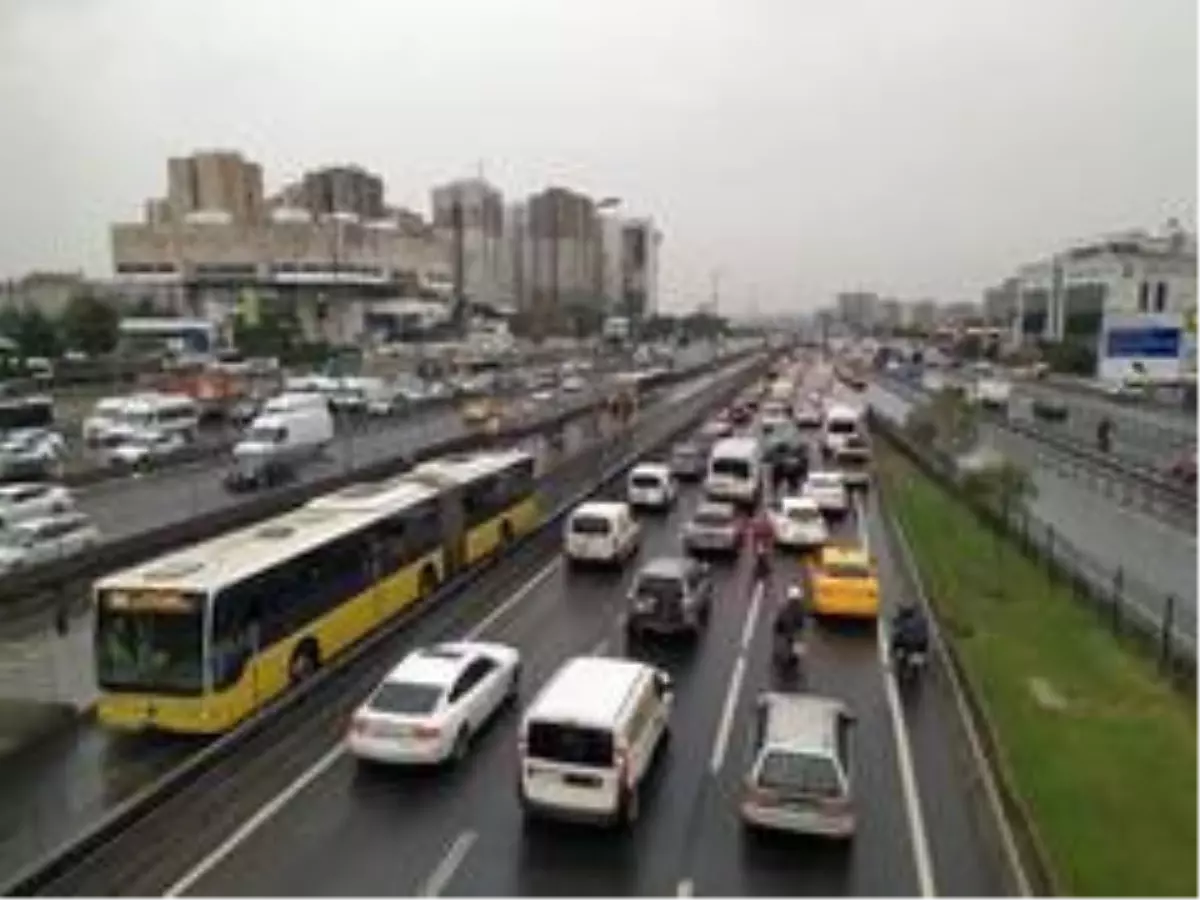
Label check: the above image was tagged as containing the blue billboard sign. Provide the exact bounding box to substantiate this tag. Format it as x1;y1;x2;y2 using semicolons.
1105;326;1182;359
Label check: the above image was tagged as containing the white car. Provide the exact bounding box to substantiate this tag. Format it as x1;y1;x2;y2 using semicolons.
561;376;586;393
348;641;521;766
103;429;187;467
792;404;822;428
0;483;75;528
769;495;829;549
627;463;676;511
802;471;849;517
565;501;640;567
0;512;100;574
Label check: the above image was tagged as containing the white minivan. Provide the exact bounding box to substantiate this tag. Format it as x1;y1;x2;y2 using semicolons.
822;403;862;457
627;463;675;511
705;436;762;507
565;502;640;567
519;656;673;826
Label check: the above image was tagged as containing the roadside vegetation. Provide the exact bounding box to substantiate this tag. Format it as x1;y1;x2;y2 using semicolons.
876;441;1197;895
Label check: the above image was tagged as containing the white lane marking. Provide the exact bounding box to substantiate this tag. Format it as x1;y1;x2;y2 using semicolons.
709;655;746;775
165;743;344;897
877;594;937;896
677;877;695;896
464;557;561;640
167;557;562;895
853;493;870;552
417;829;478;897
739;579;764;651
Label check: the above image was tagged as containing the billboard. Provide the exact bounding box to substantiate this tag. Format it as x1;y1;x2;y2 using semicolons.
1098;312;1190;382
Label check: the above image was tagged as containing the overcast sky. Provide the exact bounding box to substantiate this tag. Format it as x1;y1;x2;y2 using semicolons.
0;0;1194;313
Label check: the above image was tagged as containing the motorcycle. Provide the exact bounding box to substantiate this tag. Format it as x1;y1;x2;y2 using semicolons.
772;629;807;675
892;644;927;686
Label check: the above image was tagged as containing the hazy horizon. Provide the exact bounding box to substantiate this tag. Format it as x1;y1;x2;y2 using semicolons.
0;0;1194;313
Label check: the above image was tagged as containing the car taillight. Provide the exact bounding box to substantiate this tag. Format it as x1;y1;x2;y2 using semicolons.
413;724;441;740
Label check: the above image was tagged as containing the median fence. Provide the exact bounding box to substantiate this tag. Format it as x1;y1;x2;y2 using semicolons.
869;410;1197;691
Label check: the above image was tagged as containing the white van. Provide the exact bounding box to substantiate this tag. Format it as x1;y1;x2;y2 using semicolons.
228;394;335;490
121;393;200;441
705;436;762;507
822;403;862;456
519;656;673;826
565;502;640;567
627;463;675;511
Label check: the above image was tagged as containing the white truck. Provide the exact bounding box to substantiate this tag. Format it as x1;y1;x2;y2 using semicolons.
225;393;334;491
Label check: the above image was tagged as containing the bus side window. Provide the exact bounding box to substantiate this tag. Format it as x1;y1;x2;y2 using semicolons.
211;592;260;690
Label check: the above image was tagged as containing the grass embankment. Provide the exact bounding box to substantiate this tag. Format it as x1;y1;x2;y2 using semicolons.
876;443;1196;897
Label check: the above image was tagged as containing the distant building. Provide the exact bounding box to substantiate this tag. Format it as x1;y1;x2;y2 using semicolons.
524;186;602;335
836;291;879;332
908;298;938;332
0;271;87;318
618;217;661;320
111;151;452;345
877;297;904;332
983;277;1020;326
431;178;509;308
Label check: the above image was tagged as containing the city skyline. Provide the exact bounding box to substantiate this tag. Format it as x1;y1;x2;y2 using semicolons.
0;0;1194;313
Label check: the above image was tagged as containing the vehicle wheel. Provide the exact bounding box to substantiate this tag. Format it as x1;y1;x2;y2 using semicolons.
500;520;514;548
621;783;640;825
450;727;471;764
419;564;439;599
288;641;320;685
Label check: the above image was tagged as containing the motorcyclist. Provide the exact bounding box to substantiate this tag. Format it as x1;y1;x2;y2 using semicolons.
772;584;808;668
891;603;930;664
749;510;774;582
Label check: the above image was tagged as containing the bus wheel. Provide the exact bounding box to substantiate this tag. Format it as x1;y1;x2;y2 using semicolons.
288;640;320;685
500;520;514;548
419;564;439;599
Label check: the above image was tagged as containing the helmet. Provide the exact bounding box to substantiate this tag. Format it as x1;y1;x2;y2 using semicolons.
786;584;803;602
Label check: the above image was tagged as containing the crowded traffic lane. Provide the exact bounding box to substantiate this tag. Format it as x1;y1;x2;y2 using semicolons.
179;472;921;898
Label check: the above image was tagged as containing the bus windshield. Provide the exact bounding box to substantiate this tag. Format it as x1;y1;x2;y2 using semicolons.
95;608;205;694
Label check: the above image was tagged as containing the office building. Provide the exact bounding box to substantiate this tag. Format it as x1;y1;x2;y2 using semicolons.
836;291;879;332
111;151;451;344
908;299;939;332
618;217;662;319
524;186;601;334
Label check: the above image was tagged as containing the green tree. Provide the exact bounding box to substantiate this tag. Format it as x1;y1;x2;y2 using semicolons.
233;304;300;358
903;387;979;457
60;291;120;355
0;306;61;358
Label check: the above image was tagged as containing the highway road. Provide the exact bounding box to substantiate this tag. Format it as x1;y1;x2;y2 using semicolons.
0;354;755;888
867;382;1198;618
0;360;1017;897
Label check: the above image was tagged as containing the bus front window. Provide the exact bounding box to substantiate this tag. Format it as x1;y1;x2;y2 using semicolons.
96;609;204;694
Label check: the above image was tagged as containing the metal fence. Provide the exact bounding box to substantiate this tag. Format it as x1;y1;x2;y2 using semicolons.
870;410;1196;689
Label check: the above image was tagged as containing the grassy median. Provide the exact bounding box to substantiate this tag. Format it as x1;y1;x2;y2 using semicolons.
876;443;1196;897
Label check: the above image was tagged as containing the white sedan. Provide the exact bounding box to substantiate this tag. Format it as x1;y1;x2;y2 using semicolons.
769;495;829;549
801;471;850;517
0;482;75;527
348;641;521;766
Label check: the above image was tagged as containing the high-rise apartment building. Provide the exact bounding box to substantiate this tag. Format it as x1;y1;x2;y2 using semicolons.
431;178;508;307
618;217;661;319
836;291;879;331
525;186;601;333
164;150;264;225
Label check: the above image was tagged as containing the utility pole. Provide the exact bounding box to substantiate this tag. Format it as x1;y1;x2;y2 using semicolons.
452;186;465;337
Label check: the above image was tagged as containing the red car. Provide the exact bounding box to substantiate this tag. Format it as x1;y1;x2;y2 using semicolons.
1168;451;1196;486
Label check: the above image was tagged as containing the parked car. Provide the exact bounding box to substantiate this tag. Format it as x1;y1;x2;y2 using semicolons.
740;693;857;839
347;641;521;766
625;556;713;641
0;511;100;574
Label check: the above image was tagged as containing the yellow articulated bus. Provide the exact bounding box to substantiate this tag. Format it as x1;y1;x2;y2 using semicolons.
94;448;540;734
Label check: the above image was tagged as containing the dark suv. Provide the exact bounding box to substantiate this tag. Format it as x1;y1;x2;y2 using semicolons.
625;556;713;641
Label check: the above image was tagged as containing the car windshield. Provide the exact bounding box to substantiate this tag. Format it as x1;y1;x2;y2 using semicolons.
824;562;871;579
787;506;820;523
693;508;733;527
828;419;857;435
245;426;286;444
631;473;663;489
712;458;751;479
526;721;614;767
636;573;684;602
757;750;843;798
367;681;444;715
95;607;204;693
572;514;611;535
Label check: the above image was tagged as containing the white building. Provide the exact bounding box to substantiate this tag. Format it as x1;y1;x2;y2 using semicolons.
1013;223;1197;381
618;217;661;319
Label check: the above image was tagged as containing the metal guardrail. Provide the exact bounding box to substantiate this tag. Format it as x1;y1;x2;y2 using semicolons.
873;372;1197;521
869;410;1197;685
0;352;754;606
0;351;770;898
